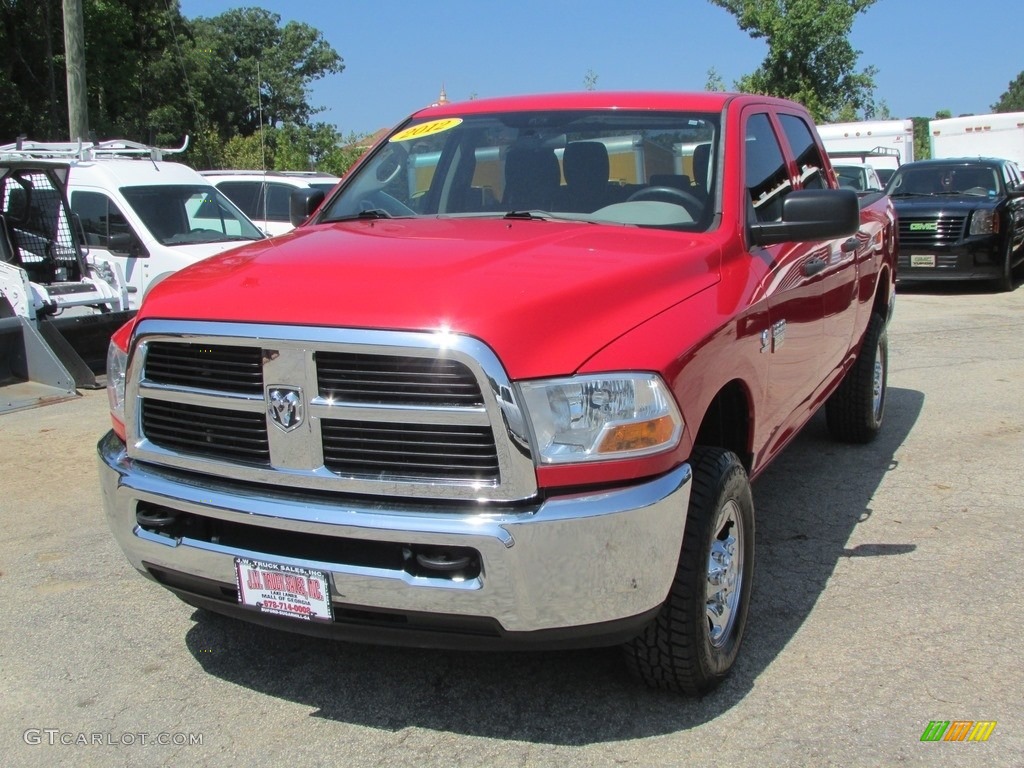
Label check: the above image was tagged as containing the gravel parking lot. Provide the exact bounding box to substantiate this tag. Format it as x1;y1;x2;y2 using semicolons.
2;280;1022;767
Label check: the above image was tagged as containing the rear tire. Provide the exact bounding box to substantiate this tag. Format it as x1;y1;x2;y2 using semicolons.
622;447;754;695
826;311;887;443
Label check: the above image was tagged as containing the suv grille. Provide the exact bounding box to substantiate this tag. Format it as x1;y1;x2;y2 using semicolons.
127;322;536;502
898;215;966;247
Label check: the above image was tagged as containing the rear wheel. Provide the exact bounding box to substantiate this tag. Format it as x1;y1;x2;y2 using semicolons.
826;311;887;443
622;447;754;694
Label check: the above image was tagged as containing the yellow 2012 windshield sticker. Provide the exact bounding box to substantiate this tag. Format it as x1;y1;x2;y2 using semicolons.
390;118;463;143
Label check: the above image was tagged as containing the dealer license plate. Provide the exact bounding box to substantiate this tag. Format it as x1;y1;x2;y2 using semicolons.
235;558;333;622
910;254;936;268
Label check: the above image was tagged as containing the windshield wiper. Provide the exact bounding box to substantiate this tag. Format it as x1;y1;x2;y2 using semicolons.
503;210;552;220
324;208;394;223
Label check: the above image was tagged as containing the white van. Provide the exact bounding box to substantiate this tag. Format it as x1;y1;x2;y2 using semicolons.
0;139;265;309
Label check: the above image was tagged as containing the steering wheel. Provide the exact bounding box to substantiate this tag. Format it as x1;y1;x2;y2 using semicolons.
359;191;416;217
626;186;704;218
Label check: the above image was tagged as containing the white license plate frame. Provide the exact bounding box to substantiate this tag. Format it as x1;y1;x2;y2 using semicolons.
909;254;937;268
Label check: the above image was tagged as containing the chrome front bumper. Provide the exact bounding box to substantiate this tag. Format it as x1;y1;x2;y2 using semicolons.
99;431;691;640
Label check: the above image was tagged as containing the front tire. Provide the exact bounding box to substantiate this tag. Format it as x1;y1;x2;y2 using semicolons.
995;236;1015;293
622;448;755;695
826;311;888;443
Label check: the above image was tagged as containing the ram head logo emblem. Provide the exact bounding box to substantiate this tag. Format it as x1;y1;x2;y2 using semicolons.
267;387;304;432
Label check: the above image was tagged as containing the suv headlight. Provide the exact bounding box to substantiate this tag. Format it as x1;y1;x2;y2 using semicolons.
518;373;682;464
969;209;997;236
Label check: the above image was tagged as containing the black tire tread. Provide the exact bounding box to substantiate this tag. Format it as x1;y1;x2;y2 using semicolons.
622;447;752;695
826;311;887;444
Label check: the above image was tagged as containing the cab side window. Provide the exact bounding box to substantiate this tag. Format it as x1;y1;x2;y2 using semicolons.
71;191;131;248
778;114;828;190
744;113;790;223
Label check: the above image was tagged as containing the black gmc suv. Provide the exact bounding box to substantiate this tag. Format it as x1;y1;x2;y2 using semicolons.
886;157;1024;291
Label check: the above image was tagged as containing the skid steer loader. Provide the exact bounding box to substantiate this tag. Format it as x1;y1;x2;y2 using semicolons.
0;158;132;414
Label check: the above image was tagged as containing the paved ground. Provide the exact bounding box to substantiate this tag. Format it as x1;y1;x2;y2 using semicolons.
1;279;1022;767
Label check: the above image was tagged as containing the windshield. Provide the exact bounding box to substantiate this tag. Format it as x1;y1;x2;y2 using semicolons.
887;165;1002;197
121;184;265;245
319;110;720;230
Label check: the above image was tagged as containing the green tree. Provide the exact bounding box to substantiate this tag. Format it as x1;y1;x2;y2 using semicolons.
710;0;878;122
187;8;343;137
911;117;930;160
705;67;727;92
0;0;67;140
992;71;1024;112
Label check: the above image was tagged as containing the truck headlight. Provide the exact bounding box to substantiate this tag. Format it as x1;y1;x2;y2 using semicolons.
518;373;682;464
106;339;128;428
969;209;997;236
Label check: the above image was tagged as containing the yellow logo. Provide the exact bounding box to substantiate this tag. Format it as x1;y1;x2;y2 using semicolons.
390;118;463;143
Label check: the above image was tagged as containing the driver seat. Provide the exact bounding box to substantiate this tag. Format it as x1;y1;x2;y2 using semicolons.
555;141;617;212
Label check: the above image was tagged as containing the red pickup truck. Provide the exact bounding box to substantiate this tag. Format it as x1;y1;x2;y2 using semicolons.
99;92;896;694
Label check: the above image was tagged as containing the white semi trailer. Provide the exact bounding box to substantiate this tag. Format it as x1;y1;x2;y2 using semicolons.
929;112;1024;167
817;119;915;179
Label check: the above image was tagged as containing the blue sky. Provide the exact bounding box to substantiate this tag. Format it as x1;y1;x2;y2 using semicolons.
178;0;1023;136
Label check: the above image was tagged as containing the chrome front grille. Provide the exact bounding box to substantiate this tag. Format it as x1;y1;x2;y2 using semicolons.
126;320;537;502
316;351;483;406
145;341;264;394
320;419;499;480
141;400;271;464
898;215;966;247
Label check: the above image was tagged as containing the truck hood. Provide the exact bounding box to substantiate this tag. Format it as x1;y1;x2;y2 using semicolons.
139;218;720;377
890;194;1000;215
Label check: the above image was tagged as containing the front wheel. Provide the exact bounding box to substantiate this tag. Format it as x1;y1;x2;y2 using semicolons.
622;447;755;695
826;311;888;443
995;236;1015;293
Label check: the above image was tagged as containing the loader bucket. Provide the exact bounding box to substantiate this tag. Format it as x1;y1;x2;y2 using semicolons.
37;310;135;390
0;315;78;414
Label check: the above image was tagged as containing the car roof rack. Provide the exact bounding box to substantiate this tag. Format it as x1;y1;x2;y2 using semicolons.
0;136;190;162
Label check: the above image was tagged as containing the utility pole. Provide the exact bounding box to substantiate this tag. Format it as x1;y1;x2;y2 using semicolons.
63;0;89;141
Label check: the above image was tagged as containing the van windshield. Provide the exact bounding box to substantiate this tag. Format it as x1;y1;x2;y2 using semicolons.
121;185;264;245
319;110;720;230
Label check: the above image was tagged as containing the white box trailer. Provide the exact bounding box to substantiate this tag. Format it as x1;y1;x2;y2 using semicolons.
817;119;915;173
929;112;1024;166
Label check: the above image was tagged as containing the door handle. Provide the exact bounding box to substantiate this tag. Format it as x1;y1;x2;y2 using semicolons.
802;257;827;277
841;236;861;253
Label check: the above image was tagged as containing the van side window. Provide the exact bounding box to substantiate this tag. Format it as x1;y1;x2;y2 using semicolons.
778;114;828;190
744;113;789;223
71;191;132;248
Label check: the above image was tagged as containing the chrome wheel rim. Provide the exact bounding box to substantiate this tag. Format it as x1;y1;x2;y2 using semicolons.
706;499;743;648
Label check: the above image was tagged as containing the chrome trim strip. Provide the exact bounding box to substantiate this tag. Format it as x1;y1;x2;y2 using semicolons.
125;319;537;501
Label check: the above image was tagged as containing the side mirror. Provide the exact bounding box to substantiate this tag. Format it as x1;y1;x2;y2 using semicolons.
108;232;147;258
749;189;860;246
290;189;326;228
